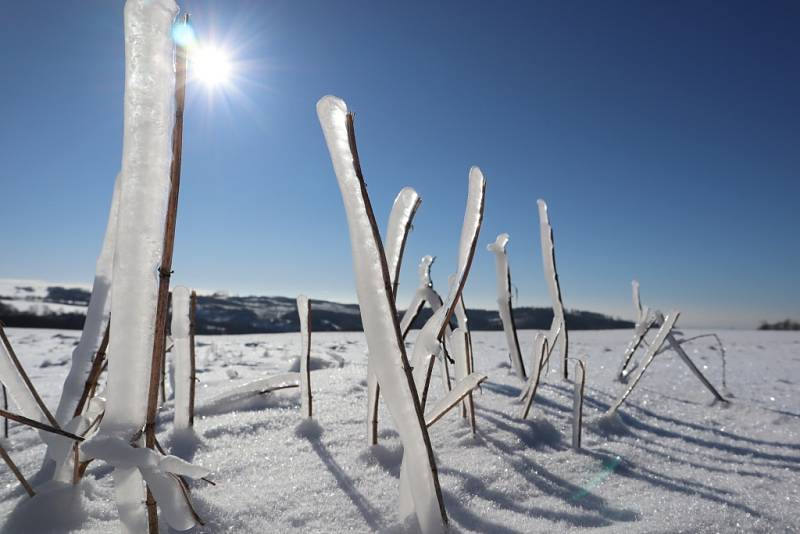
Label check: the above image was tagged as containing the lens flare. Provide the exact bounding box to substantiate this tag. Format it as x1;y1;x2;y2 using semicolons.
191;46;232;87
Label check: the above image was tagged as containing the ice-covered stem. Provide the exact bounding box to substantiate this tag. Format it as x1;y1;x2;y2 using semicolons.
606;311;680;416
0;443;34;497
54;174;120;425
368;188;421;443
188;290;197;426
73;323;110;418
317;95;447;532
537;199;568;380
519;334;547;419
572;360;585;451
487;233;526;380
617;309;655;381
171;287;192;430
297;295;313;418
2;385;7;438
0;323;59;429
0;408;83;442
143;11;188;531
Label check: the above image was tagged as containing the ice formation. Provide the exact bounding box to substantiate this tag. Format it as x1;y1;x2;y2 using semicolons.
487;233;527;380
519;333;548;419
297;295;312;418
409;168;486;408
368;189;420;443
537;199;569;379
171;286;192;430
317;95;447;533
399;256;445;338
606;311;680;415
572;360;586;450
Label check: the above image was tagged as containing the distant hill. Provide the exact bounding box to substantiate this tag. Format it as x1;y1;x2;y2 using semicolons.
0;279;633;334
758;319;800;331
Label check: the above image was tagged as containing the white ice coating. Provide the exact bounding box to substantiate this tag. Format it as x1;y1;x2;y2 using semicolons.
572;360;586;450
54;174;121;425
399;256;443;337
171;286;192;430
410;169;485;399
632;279;643;320
450;327;474;421
208;372;299;406
537;199;568;377
99;0;177;435
424;373;485;427
519;333;547;419
317;95;446;533
385;187;421;297
367;190;420;442
81;1;179;531
0;337;52;428
487;233;526;380
297;295;312;418
606;311;680;415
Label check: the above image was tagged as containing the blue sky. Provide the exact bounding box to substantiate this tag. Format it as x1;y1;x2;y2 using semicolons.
0;1;798;328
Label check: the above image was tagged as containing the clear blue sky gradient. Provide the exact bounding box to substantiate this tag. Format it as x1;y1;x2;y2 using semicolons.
1;1;798;328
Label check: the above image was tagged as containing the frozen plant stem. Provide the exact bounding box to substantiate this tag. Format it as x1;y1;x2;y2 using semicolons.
297;295;312;418
572;360;585;451
0;442;35;497
73;323;110;418
144;13;189;534
189;290;197;426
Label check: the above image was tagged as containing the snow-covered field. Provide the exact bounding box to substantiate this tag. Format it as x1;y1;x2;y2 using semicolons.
1;327;798;533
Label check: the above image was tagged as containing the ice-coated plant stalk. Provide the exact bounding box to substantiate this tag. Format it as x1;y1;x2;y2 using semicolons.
297;295;313;418
368;188;420;444
171;287;192;430
519;333;548;419
189;290;197;426
572;360;586;451
537;199;568;380
317;95;447;532
487;233;526;380
0;442;34;497
606;311;680;416
410;168;486;410
73;323;110;418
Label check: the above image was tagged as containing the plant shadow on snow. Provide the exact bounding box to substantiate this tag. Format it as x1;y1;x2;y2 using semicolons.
296;419;385;531
0;481;89;533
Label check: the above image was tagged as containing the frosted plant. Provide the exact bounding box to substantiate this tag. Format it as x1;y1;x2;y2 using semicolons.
445;328;481;432
297;295;313;418
537;199;569;380
572;359;586;451
171;287;192;430
618;281;727;402
487;233;527;380
368;188;420;444
317;95;447;532
409;167;486;411
399;256;444;338
78;2;206;531
518;333;548;419
606;311;680;415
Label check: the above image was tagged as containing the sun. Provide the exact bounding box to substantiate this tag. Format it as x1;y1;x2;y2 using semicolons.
191;45;232;88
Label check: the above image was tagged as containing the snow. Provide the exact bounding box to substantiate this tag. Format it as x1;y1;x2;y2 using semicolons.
171;286;192;430
1;327;799;532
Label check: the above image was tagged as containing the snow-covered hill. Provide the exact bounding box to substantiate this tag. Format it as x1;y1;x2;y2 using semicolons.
1;327;798;532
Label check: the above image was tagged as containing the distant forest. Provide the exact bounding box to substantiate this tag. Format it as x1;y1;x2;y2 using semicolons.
758;319;800;331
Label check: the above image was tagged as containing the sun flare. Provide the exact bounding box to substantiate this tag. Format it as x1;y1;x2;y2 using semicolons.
191;45;232;87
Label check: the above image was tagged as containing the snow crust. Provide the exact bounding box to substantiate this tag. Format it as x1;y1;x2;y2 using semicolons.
2;327;799;532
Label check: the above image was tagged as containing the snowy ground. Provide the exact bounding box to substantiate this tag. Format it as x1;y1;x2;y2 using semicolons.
1;327;799;533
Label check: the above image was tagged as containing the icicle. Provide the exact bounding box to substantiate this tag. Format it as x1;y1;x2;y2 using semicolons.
487;233;526;380
317;95;446;532
537;199;568;380
519;333;548;419
171;286;192;430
